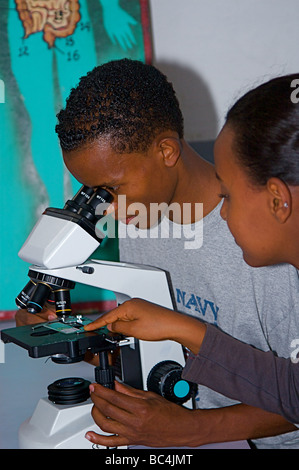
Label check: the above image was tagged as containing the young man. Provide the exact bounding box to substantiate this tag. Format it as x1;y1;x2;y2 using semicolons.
17;59;299;448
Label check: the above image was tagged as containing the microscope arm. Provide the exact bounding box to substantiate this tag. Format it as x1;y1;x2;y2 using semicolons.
29;259;175;309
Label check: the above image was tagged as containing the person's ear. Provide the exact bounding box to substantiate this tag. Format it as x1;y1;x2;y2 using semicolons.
267;177;291;223
158;136;182;168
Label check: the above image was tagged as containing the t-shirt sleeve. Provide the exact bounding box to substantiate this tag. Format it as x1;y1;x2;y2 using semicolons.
182;324;299;425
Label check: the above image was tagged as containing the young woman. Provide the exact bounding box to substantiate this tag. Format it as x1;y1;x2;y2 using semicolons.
85;74;299;424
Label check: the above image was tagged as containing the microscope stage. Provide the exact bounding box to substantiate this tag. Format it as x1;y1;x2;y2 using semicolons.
1;316;119;360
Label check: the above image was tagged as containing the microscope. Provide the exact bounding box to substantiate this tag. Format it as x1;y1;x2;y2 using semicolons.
1;185;197;449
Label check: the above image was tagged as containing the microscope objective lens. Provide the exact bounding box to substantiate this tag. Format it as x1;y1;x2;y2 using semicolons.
27;282;52;314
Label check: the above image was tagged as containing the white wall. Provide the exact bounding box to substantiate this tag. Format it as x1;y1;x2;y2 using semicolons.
150;0;299;141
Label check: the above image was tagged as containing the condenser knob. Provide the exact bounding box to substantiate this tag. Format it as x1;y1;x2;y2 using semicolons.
147;360;197;405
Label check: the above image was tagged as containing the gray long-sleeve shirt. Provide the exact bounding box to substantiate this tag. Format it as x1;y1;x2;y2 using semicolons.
182;323;299;425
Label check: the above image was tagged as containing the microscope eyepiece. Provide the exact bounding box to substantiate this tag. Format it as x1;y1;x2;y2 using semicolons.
63;185;94;213
63;185;113;222
77;187;113;223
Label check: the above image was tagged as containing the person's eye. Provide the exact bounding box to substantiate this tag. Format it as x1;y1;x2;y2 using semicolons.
104;185;120;193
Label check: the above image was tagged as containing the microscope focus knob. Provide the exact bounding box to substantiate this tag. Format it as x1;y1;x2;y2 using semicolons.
147;360;197;405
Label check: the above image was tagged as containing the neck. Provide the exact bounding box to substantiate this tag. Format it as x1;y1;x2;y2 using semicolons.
284;232;299;269
282;196;299;269
170;140;221;223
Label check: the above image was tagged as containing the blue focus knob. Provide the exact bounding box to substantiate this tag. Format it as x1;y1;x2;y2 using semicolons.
173;379;191;398
147;360;197;405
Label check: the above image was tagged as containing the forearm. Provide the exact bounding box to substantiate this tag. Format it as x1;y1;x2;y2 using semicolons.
183;324;299;424
192;404;296;447
170;313;206;354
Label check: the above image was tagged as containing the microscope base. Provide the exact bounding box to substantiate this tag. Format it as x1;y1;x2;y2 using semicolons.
18;397;126;449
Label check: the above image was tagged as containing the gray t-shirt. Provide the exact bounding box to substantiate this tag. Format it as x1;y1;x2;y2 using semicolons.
118;202;299;448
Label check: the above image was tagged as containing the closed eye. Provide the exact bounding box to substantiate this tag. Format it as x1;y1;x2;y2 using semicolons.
102;185;120;193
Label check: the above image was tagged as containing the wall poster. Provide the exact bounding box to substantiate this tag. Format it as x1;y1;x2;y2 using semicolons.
0;0;152;318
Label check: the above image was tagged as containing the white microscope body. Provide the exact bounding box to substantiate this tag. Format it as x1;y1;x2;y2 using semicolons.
2;186;196;449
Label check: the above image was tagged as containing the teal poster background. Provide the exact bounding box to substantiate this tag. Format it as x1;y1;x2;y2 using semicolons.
0;0;152;317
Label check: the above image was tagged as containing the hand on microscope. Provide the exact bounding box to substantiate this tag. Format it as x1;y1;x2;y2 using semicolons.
15;303;57;326
84;298;207;355
85;300;208;448
86;379;205;448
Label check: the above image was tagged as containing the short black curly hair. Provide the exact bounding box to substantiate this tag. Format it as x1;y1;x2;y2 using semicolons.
56;59;184;153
